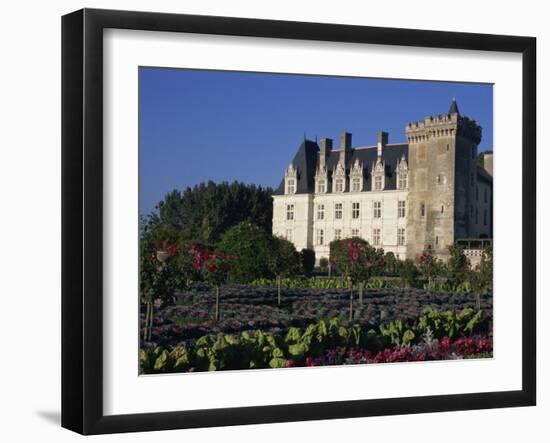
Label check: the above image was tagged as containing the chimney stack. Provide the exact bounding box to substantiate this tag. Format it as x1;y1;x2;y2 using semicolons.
377;131;388;158
319;138;333;168
339;132;352;165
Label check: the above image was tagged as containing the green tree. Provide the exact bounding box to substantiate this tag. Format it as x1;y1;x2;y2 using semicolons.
398;259;419;288
155;181;273;244
330;237;384;317
218;222;274;283
384;251;398;276
269;237;301;305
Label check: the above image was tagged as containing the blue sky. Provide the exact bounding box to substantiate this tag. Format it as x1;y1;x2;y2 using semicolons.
139;67;493;215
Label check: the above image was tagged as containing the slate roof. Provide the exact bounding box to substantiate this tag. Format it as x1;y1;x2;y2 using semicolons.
477;165;493;185
273;140;409;195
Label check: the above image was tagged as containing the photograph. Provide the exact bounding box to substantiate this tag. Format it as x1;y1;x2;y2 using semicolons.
138;68;494;374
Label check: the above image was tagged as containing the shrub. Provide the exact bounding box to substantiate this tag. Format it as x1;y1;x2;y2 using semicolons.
319;257;329;273
384;251;398;276
398;259;419;287
300;248;316;274
446;243;470;285
417;245;443;284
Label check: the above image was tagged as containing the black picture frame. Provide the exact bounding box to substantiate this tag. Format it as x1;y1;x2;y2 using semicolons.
61;8;536;435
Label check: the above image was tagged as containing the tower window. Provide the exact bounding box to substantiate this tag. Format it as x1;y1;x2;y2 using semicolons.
435;236;439;246
420;202;426;217
447;143;450;151
484;210;488;226
286;204;294;221
335;203;343;219
441;205;444;214
352;202;361;219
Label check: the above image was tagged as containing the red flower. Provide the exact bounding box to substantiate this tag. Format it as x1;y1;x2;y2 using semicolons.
286;359;295;368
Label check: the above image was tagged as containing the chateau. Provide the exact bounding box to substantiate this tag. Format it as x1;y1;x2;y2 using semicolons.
272;99;493;262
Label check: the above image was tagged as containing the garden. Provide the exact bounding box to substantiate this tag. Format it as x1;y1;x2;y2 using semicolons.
139;183;493;374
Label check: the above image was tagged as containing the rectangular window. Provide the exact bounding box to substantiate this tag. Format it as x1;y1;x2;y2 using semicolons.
484;209;488;226
351;228;359;237
397;228;405;246
317;180;325;193
471;173;474;187
352;202;360;219
373;228;381;246
476;208;479;224
316;229;324;246
476;186;479;201
398;201;406;218
420;202;426;217
285;229;293;241
484;188;488;203
334;229;342;241
286;179;295;194
317;204;325;220
335;178;344;192
374;175;382;190
334;203;343;219
373;201;382;218
286;204;294;221
352;177;361;192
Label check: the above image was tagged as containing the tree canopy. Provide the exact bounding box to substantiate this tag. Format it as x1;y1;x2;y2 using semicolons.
151;181;273;245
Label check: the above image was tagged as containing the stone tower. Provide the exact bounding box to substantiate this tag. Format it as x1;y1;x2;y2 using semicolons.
405;99;482;259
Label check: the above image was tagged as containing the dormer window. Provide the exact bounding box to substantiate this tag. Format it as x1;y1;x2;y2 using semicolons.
286;179;295;195
350;159;363;192
396;155;409;190
284;163;298;195
333;161;346;193
371;158;385;191
352;177;361;192
317;179;326;193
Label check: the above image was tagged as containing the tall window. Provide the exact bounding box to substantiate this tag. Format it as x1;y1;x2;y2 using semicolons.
397;228;405;246
373;228;381;246
286;204;294;221
420;202;426;217
441;205;445;214
286;179;295;195
436;174;443;185
285;229;293;241
476;186;479;201
484;210;488;226
334;229;342;241
398;173;408;190
471;173;474;187
352;202;360;219
476;208;479;224
317;204;325;220
334;203;343;219
398;201;406;218
352;177;361;192
484;188;488;203
335;178;344;192
316;229;324;246
374;175;382;191
351;228;359;237
317;179;325;193
373;201;382;218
